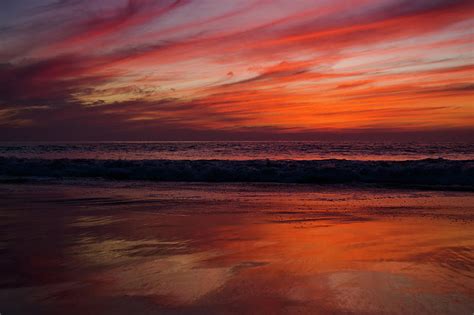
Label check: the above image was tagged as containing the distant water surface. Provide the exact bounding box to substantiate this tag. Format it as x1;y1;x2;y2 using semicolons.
0;141;473;160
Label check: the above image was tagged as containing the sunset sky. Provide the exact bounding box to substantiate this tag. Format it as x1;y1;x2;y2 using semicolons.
0;0;473;140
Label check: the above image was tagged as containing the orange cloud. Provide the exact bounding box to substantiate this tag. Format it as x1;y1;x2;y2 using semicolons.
0;0;472;139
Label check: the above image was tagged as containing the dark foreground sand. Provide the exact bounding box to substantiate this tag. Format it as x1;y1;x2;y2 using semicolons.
0;181;473;314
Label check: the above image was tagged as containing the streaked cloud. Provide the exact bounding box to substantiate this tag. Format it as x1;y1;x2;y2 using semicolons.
0;0;472;140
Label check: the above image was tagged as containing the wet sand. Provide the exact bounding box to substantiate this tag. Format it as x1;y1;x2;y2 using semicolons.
0;181;473;314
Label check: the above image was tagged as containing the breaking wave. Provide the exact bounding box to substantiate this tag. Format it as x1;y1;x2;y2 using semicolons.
1;157;473;190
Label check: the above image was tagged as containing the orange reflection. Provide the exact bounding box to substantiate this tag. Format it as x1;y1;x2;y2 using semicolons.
1;183;473;313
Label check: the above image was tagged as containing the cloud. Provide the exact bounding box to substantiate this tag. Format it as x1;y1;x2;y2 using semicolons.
0;0;472;140
0;55;115;108
49;0;188;49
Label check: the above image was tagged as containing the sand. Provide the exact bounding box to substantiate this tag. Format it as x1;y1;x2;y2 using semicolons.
0;181;473;314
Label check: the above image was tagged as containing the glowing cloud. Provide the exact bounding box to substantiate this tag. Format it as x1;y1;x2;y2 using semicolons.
0;0;473;140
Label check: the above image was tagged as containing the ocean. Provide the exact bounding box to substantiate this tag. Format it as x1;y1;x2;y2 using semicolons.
1;141;473;190
1;141;473;313
1;141;473;160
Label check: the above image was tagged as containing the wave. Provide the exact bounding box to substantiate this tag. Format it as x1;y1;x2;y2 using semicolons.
0;157;473;190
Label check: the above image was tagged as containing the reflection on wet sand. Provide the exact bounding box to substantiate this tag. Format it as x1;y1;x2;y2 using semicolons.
0;182;473;314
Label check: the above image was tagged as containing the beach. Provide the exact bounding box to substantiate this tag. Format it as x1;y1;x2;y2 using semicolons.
2;0;473;313
1;180;473;314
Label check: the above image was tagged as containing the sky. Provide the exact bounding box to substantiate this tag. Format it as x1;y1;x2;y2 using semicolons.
0;0;473;141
